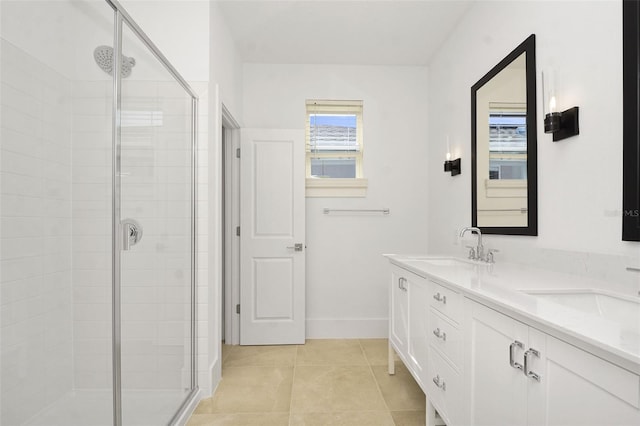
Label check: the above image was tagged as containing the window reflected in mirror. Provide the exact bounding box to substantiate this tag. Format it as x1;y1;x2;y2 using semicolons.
488;108;527;180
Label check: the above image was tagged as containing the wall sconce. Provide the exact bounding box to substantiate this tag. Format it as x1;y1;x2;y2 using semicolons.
543;69;579;142
444;137;461;176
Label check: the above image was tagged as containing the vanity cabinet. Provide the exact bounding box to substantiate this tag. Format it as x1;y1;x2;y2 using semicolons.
465;299;640;426
426;281;464;426
389;265;428;390
388;259;640;426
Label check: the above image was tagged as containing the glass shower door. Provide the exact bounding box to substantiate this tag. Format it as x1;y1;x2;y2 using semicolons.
117;19;196;425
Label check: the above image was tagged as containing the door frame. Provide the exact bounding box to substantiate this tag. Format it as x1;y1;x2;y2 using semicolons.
221;104;241;345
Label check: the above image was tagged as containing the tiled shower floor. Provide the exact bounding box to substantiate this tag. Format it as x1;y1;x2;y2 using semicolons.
24;389;188;426
188;339;426;426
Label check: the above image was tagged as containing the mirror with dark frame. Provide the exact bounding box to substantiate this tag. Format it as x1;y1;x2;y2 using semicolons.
623;0;640;241
471;34;538;236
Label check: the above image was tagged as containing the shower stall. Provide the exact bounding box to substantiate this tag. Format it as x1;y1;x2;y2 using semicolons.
1;1;199;424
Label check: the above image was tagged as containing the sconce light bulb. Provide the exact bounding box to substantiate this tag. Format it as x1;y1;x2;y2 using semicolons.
446;152;451;161
549;95;557;114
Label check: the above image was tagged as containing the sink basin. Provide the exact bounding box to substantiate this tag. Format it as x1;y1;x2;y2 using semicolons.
523;289;640;332
419;258;472;267
400;257;481;270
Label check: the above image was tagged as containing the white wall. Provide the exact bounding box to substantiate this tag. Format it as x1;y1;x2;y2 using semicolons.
119;0;210;82
427;0;640;294
243;64;429;337
0;1;76;78
201;0;244;396
210;0;243;121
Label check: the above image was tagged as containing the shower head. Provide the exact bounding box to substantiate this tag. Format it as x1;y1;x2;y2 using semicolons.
93;45;136;78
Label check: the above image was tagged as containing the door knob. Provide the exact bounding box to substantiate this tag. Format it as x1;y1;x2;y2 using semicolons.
286;243;304;252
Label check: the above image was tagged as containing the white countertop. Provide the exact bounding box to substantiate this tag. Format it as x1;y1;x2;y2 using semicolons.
385;254;640;375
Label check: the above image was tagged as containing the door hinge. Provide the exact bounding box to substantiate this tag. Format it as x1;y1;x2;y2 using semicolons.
236;226;240;237
236;148;240;158
236;304;240;314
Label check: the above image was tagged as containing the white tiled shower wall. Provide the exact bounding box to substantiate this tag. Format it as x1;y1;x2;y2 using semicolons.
71;79;113;390
1;39;74;425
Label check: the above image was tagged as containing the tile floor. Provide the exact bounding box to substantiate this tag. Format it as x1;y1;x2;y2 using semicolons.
188;339;426;426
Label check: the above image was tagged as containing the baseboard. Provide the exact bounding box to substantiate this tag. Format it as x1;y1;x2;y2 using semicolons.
306;318;388;338
210;357;221;394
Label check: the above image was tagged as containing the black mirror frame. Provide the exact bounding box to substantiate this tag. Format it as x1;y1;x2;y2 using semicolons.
623;0;640;241
471;34;538;236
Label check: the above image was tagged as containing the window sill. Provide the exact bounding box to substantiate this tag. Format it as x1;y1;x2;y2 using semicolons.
305;178;368;198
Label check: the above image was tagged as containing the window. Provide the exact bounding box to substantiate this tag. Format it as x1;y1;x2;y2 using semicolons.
305;100;367;197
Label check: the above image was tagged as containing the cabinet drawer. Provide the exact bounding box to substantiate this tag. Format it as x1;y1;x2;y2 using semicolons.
428;308;462;368
429;281;462;324
427;348;462;426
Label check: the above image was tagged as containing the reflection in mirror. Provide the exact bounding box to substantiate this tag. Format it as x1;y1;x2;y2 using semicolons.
488;104;527;181
477;55;528;227
472;35;537;236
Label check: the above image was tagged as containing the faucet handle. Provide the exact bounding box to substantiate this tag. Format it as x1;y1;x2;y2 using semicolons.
465;245;476;260
486;248;499;263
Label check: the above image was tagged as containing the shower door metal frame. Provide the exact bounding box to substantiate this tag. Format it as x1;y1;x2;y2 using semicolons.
105;1;199;424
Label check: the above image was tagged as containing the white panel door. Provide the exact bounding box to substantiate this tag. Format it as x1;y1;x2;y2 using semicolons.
240;129;305;345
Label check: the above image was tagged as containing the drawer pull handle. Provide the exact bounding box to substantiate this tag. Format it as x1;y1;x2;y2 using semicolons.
433;292;447;304
524;348;541;382
509;341;524;371
432;374;446;390
432;328;447;341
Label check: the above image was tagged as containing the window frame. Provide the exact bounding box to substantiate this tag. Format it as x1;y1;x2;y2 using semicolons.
305;99;367;197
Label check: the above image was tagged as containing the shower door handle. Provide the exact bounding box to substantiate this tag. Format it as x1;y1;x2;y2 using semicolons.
122;219;143;250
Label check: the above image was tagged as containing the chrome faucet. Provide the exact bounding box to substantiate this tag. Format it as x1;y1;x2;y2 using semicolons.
460;227;484;261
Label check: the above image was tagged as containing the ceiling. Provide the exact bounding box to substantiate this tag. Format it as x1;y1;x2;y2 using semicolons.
216;0;474;66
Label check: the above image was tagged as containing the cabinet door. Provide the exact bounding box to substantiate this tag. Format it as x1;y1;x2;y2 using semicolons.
528;331;640;426
389;267;409;359
465;300;528;426
407;276;428;389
